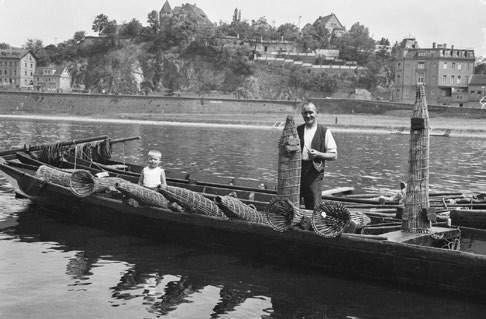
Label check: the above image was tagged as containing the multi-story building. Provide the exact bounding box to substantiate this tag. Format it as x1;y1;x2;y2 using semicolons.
394;40;475;105
0;49;36;89
34;65;71;92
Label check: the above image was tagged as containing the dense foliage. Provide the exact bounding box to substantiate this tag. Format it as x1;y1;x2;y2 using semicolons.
15;5;396;98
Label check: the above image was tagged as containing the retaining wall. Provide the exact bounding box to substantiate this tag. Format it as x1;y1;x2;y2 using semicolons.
0;91;484;118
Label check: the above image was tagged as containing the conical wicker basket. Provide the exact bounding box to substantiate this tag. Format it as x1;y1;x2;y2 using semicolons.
266;198;297;232
158;185;228;219
311;200;351;238
216;195;267;224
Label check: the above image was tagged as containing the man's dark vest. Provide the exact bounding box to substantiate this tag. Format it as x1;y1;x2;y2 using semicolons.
297;124;328;173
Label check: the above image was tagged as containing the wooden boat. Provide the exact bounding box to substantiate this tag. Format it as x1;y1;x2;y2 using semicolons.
1;155;486;302
451;209;486;229
14;150;355;204
392;128;451;137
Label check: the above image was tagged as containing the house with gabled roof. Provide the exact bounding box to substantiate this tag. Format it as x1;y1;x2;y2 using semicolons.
319;13;345;37
34;65;71;92
0;49;36;89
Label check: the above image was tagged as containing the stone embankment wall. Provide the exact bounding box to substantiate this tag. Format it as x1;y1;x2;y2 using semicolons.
0;91;484;118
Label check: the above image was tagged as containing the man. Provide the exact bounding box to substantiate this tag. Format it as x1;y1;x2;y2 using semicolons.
297;102;337;209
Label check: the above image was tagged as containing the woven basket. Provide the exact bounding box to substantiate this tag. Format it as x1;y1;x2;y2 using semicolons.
349;211;371;228
216;195;267;224
70;170;125;197
36;165;73;187
115;181;169;208
311;201;351;238
158;185;228;219
265;198;296;232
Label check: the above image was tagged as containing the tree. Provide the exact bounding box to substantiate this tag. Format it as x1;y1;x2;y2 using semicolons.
120;19;143;38
474;63;486;74
335;22;375;65
23;39;44;54
250;17;276;39
0;43;10;49
147;10;160;33
73;31;86;43
92;14;110;34
277;23;300;41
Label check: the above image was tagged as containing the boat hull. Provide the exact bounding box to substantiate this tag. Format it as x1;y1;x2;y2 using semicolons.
1;162;486;302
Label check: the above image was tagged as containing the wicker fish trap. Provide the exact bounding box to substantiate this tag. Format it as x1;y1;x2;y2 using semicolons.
311;201;351;238
36;165;73;187
70;170;125;197
158;185;228;219
215;195;267;224
266;198;296;232
349;211;371;228
115;182;169;208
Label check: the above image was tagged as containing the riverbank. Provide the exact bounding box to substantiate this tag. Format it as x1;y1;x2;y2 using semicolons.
1;111;485;138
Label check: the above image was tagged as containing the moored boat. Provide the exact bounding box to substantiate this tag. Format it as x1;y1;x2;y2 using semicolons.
1;144;486;302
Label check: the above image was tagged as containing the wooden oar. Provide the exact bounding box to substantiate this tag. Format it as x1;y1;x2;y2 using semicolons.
0;135;109;157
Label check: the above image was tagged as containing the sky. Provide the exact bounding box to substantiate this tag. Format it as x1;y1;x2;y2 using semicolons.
1;0;486;57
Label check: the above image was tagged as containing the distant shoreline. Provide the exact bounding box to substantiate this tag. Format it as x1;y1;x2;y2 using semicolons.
1;112;485;138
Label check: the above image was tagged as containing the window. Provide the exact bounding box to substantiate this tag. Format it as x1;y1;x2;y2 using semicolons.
458;63;462;70
457;75;461;84
452;62;456;69
443;62;447;69
417;73;425;83
451;75;455;84
442;75;447;84
417;62;425;69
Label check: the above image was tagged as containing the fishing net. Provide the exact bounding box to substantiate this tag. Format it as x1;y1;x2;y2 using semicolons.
216;195;267;224
66;140;112;163
38;143;67;164
265;198;297;232
311;200;351;238
158;185;228;219
37;140;112;164
36;165;73;187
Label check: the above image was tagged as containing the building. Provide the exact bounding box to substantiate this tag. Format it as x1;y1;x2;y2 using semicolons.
393;40;475;105
318;13;345;37
159;0;172;20
468;74;486;99
0;49;36;89
34;65;71;92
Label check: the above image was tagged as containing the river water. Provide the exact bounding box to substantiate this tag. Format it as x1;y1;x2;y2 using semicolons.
1;117;486;318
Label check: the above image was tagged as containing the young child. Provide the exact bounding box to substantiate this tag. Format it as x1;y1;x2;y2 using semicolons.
138;150;167;189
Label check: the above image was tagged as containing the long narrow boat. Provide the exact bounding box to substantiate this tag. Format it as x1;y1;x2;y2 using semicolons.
1;156;486;302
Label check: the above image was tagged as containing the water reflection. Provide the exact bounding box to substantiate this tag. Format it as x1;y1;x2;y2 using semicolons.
1;207;485;318
1;118;486;318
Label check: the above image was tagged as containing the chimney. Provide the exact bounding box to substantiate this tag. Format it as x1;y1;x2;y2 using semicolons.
432;42;436;49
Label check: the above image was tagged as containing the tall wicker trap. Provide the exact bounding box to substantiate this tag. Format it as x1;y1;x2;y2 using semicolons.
277;115;301;207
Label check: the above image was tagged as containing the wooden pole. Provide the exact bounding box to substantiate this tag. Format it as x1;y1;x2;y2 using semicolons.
0;135;109;157
277;115;301;207
402;84;431;233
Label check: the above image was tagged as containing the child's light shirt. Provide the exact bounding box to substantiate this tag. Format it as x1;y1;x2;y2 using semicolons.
142;166;164;188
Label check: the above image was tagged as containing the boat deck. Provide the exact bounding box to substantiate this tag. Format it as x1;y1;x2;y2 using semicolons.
385;227;461;246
